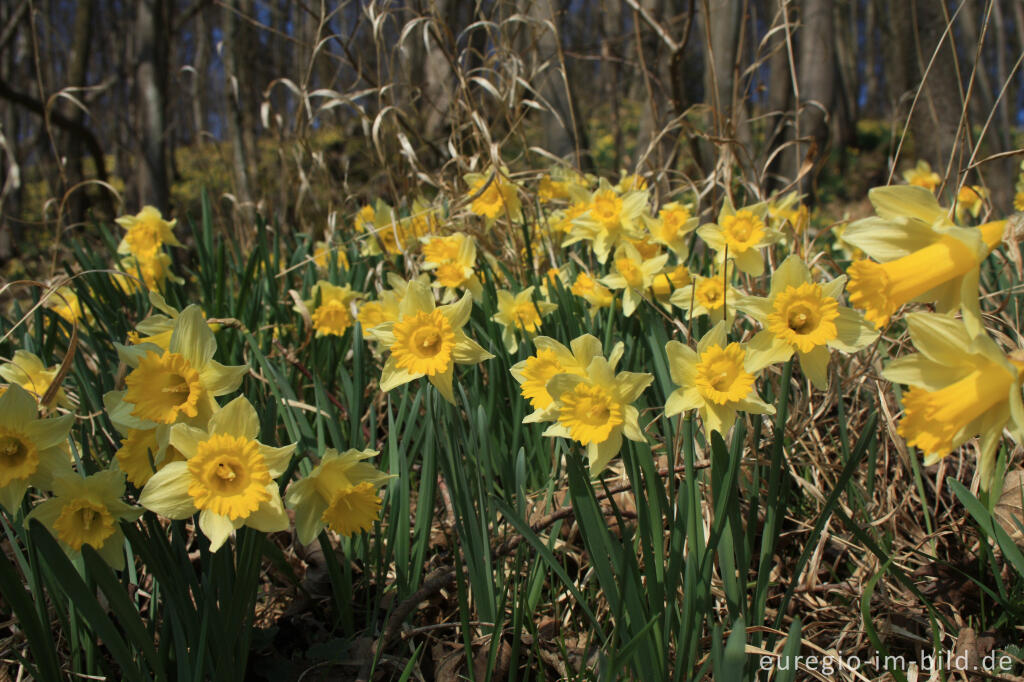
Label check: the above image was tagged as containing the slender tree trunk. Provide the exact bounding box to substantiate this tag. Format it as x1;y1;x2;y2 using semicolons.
793;0;834;200
702;0;743;133
63;0;94;224
909;0;961;185
221;0;253;219
135;0;169;211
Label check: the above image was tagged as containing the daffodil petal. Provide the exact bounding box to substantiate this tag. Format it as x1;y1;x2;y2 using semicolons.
139;461;196;519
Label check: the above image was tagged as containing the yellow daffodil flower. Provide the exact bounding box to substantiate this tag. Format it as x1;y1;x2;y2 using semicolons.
302;281;364;338
46;286;92;325
570;272;614;313
697;199;779;276
130;292;221;350
139;396;295;551
563;179;649;263
0;349;71;409
883;312;1024;490
599;243;669;316
108;305;247;429
120;250;184;292
312;240;350;271
737;256;877;389
902;160;941;192
0;384;74;512
651;265;692;307
664;322;778;434
648;201;699;257
510;335;609;423
285;448;392;544
491;287;557;353
422;232;483;301
953;184;988;222
669;268;740;323
370;281;494;404
843;186;1005;331
464;169;522;222
28;470;141;569
541;340;652;474
115;206;183;258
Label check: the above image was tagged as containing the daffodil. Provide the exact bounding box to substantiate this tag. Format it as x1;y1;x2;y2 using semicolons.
510;335;608;423
464;169;522;222
570;272;614;313
130;292;221;350
882;313;1024;490
285;448;392;544
370;281;494;404
112;427;186;487
953;184;987;222
302;281;364;338
421;232;483;301
843;185;1005;331
669;269;740;323
697;199;778;276
538;174;569;203
108;305;247;429
120;250;184;291
115;206;183;258
902;160;941;192
541;340;652;474
312;240;350;271
138;396;295;551
28;470;141;569
46;286;92;325
599;243;669;316
648;201;699;257
737;256;877;389
767;192;809;234
0;350;71;409
664;322;778;434
651;264;691;307
356;274;431;341
0;384;74;512
491;287;557;353
563;179;649;263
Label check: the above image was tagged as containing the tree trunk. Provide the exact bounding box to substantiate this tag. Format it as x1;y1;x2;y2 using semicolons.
221;0;253;219
135;0;169;211
794;0;834;200
63;0;94;225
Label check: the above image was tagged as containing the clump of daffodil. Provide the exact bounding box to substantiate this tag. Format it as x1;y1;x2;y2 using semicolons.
510;335;606;423
108;305;247;429
540;336;652;474
1015;161;1024;210
369;281;494;404
570;272;615;314
697;198;778;276
285;448;393;543
648;201;699;257
116;206;183;258
421;232;483;301
538;173;570;203
547;200;589;235
736;256;877;389
843;185;1006;332
599;243;669;316
664;322;778;434
491;287;557;353
902;160;941;192
46;285;92;326
564;179;649;263
360;200;415;256
464;168;522;223
139;396;295;552
301;280;364;338
669;268;740;323
882;312;1024;491
0;384;74;512
616;170;648;192
113;426;186;487
128;292;221;350
953;184;988;223
651;264;691;307
0;349;72;409
28;470;141;569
